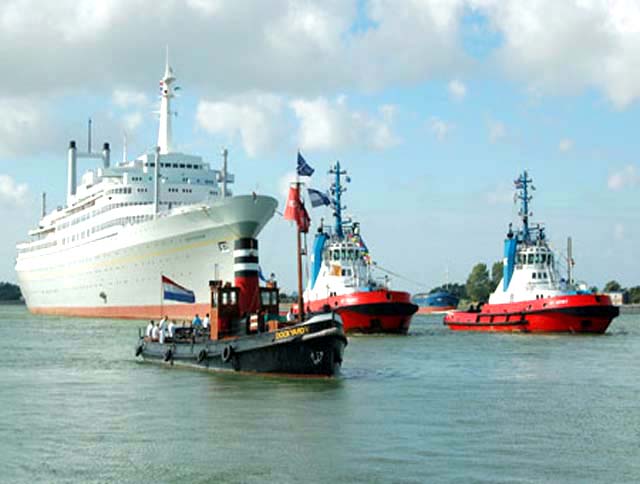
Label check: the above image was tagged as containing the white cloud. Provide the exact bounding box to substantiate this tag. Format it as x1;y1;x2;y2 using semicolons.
476;0;640;108
448;79;467;101
486;182;514;205
278;170;298;198
290;96;399;151
488;119;506;143
196;94;286;158
608;164;640;190
559;138;574;152
123;112;143;132
0;174;28;207
112;89;149;109
429;116;454;141
0;97;53;156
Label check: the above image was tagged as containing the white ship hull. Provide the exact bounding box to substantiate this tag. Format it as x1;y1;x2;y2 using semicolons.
16;195;277;319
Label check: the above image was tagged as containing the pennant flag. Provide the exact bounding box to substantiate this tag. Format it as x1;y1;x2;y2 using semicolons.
284;184;311;233
162;275;195;303
297;152;315;177
307;188;331;208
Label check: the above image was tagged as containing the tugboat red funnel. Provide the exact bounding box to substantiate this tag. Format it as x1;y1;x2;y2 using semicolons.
444;171;619;333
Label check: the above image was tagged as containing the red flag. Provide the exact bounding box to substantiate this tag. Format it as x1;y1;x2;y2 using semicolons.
284;184;310;233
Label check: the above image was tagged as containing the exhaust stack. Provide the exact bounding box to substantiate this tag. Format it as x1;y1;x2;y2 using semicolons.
67;140;77;203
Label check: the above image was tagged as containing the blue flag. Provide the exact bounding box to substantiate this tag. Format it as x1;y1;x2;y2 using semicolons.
297;152;314;176
307;188;331;207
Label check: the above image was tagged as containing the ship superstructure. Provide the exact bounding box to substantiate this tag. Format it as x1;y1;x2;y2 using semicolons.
15;57;277;319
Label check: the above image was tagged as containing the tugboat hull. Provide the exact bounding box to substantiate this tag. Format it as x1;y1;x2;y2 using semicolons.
305;290;418;334
137;314;347;376
444;294;619;334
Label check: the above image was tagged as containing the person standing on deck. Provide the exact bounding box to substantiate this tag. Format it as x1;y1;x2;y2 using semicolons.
168;320;176;339
192;314;202;335
151;323;159;341
146;320;154;338
203;313;210;330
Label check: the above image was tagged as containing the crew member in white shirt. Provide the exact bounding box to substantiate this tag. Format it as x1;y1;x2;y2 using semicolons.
146;320;154;338
151;324;159;341
203;313;210;330
168;320;176;339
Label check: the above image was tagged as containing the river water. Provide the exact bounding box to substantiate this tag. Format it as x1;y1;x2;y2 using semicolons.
0;305;638;483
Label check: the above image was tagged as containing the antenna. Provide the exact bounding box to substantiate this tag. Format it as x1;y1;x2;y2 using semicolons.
122;131;128;163
329;161;348;239
87;118;92;153
567;236;573;285
221;147;228;198
514;170;534;243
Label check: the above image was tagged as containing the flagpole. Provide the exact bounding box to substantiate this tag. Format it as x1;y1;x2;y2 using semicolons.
160;273;163;320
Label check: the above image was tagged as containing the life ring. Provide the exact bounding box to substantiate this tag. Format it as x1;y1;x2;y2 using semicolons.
135;344;144;357
197;349;208;363
221;345;233;363
163;348;173;362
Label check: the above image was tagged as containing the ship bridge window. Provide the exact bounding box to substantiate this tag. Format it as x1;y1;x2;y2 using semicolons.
527;254;534;265
341;249;347;260
540;253;547;264
332;250;339;261
180;164;185;168
532;273;537;279
187;164;193;169
173;163;178;168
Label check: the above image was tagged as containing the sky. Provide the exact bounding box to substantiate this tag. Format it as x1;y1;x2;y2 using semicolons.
0;0;639;292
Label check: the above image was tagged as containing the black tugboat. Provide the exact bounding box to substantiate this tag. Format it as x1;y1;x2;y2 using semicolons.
135;274;346;376
135;181;347;376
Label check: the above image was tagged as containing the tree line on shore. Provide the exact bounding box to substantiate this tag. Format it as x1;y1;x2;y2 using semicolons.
0;282;22;301
428;264;640;305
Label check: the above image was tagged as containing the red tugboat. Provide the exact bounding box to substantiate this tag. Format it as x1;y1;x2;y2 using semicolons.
297;161;417;334
444;171;619;333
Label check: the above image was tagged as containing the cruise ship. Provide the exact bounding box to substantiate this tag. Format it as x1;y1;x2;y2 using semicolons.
15;58;277;319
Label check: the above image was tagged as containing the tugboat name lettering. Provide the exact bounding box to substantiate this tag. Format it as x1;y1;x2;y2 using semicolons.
275;326;310;340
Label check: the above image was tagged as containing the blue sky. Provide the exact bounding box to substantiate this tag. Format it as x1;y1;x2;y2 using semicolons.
1;0;638;292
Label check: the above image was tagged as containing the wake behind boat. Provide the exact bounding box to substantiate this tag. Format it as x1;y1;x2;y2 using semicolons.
444;171;619;333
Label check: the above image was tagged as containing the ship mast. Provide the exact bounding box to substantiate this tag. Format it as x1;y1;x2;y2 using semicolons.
158;48;176;155
329;161;347;238
515;171;533;243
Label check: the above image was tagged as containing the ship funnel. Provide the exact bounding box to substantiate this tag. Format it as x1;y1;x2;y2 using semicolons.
102;142;110;168
234;238;260;315
67;140;77;203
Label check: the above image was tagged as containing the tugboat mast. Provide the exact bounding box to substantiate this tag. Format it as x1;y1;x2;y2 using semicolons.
329;161;347;238
515;171;533;243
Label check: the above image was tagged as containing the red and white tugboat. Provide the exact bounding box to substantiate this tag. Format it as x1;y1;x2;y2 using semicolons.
444;171;619;334
299;162;417;334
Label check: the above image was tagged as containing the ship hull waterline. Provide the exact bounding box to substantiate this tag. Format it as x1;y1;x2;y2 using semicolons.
301;290;418;334
444;295;619;334
18;195;277;320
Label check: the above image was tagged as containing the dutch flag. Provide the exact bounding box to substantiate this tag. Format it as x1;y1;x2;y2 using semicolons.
162;275;195;303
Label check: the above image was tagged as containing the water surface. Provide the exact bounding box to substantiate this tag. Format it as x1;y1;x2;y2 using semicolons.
1;305;638;483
